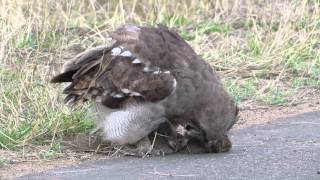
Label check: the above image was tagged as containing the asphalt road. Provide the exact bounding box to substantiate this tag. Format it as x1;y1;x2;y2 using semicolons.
22;112;320;180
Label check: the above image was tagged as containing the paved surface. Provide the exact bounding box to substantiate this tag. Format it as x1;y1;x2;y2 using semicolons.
22;112;320;180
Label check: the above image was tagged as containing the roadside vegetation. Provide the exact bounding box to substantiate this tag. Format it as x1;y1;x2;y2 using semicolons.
0;0;319;162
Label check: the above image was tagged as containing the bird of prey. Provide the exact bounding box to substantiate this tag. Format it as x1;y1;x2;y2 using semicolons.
51;24;239;154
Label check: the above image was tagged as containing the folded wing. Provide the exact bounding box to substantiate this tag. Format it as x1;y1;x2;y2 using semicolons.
51;25;177;109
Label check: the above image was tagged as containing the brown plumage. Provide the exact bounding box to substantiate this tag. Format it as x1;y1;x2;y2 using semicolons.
51;24;239;153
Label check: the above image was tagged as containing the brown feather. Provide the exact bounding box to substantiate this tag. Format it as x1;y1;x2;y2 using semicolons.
51;24;239;152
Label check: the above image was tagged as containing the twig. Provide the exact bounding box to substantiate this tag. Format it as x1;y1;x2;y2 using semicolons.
148;168;197;177
143;131;158;158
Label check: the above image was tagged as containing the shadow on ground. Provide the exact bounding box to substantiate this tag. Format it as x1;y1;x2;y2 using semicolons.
21;112;320;180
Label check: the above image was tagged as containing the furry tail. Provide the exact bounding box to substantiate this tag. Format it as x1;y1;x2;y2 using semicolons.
102;103;167;145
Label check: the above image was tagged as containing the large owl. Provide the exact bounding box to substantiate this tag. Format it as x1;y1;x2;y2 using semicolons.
51;24;239;154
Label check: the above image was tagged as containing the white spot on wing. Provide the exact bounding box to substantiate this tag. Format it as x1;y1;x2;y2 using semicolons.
129;92;142;96
151;67;162;74
114;94;124;98
143;67;152;72
132;59;142;64
110;91;123;98
121;88;130;94
111;47;122;56
120;50;132;57
164;71;170;74
153;69;162;74
172;78;177;89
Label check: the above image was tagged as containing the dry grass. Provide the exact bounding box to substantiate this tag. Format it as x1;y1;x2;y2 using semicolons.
0;0;319;162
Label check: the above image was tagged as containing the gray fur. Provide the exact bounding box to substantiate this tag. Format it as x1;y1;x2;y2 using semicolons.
104;104;166;145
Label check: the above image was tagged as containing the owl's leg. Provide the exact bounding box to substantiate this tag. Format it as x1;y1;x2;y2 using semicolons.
120;136;150;156
166;122;205;152
120;136;164;157
205;135;232;153
165;122;189;152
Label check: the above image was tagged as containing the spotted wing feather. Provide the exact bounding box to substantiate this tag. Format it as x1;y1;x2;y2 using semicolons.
50;29;176;108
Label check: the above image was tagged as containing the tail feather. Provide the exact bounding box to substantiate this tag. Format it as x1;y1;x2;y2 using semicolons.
50;70;76;83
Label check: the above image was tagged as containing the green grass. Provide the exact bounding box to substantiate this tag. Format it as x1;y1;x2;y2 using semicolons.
0;70;93;150
248;34;262;56
0;157;8;167
39;142;61;159
225;78;258;103
260;86;293;105
1;0;320;154
292;78;320;88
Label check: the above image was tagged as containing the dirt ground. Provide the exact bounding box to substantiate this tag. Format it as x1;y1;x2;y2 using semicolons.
1;96;319;179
